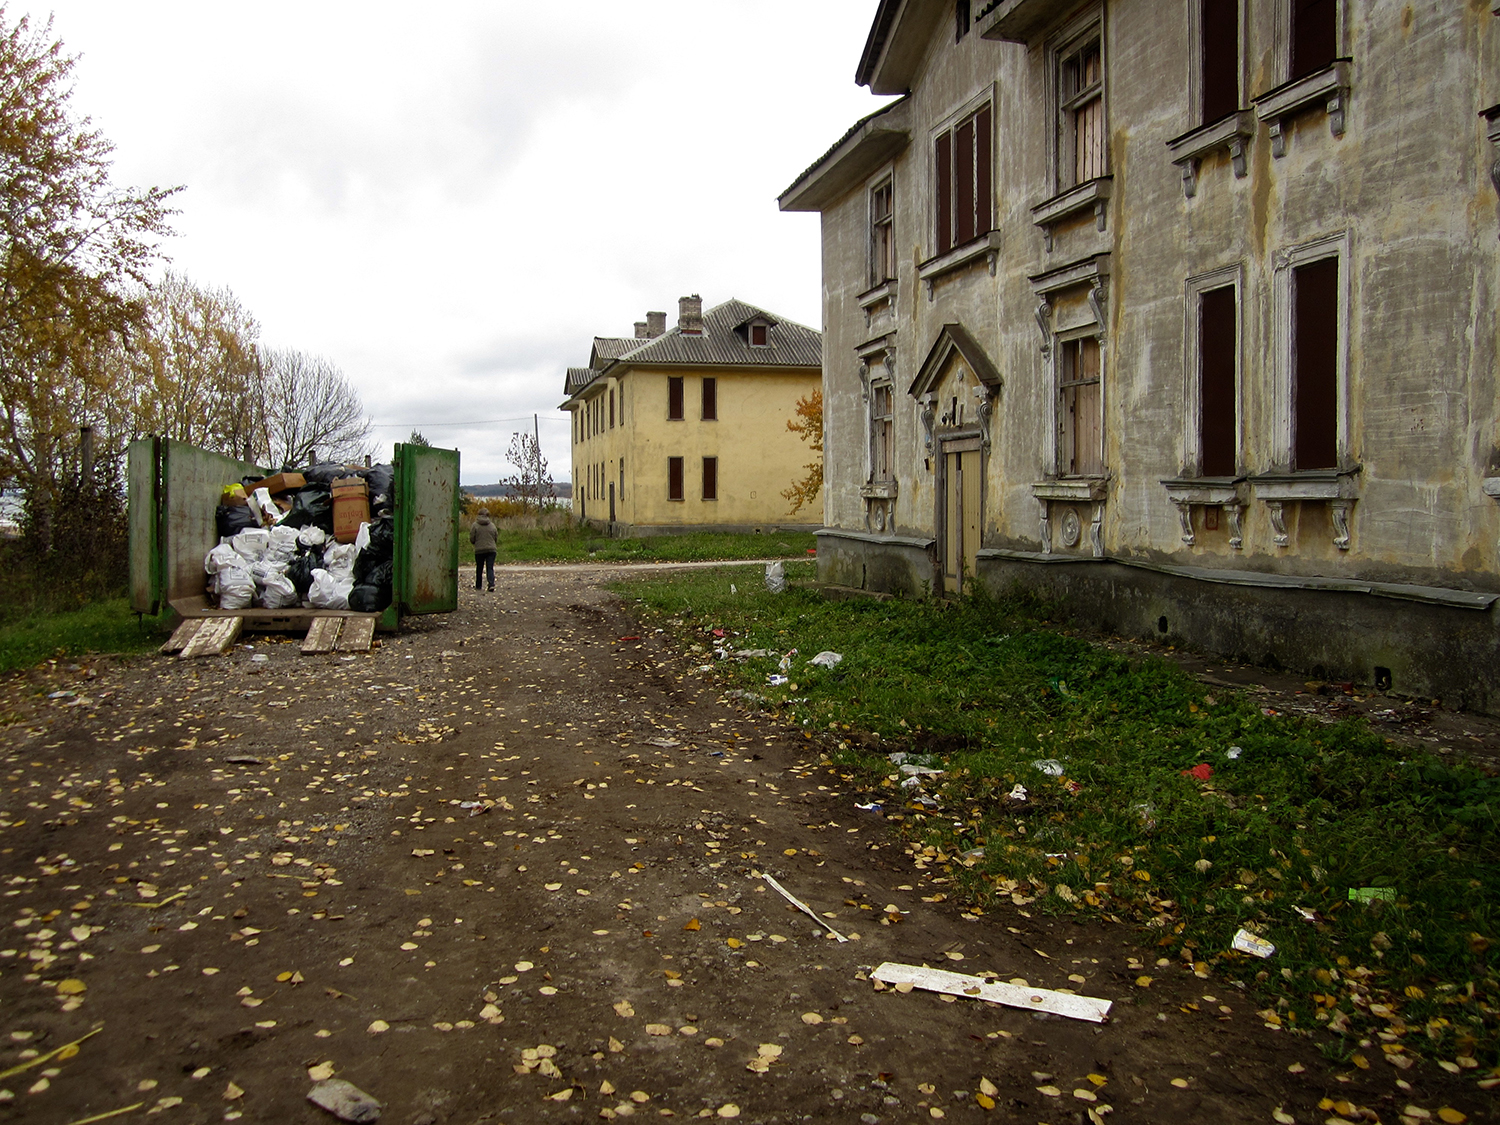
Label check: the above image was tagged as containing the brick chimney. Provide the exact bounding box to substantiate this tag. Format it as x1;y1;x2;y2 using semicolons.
634;321;649;339
646;310;667;338
678;294;703;335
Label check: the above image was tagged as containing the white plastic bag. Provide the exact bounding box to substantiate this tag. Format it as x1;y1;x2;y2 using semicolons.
808;651;843;668
296;526;328;549
764;561;786;594
247;486;283;527
322;542;358;578
264;525;299;565
353;522;371;554
217;566;255;610
230;527;269;563
257;571;299;609
308;568;353;610
205;543;241;576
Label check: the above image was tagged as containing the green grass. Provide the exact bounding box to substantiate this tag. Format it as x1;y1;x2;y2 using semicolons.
0;597;173;674
459;524;818;565
618;568;1500;1065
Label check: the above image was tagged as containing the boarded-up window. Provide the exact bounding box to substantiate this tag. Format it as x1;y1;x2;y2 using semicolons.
934;103;992;255
871;383;894;481
1201;0;1239;125
619;458;624;500
668;457;684;501
1062;39;1105;187
668;377;684;420
702;457;718;501
702;377;718;420
609;389;615;429
1199;285;1237;477
1292;257;1338;471
1059;336;1103;477
1291;0;1336;80
871;180;894;284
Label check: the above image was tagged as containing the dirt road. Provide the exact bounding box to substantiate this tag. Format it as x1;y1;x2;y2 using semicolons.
0;568;1483;1124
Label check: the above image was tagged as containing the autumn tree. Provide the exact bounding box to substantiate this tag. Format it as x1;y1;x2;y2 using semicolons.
257;346;371;467
781;388;823;516
503;431;554;512
0;7;178;544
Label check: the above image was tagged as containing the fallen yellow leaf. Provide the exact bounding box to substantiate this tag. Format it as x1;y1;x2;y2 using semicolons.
683;918;701;931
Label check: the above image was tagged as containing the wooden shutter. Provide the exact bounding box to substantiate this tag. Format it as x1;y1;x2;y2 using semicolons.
668;377;684;420
1201;0;1239;124
1291;0;1336;79
955;116;976;246
1292;257;1339;471
609;389;615;428
935;130;953;255
976;105;992;235
702;377;717;420
668;457;684;501
702;457;717;501
1199;286;1237;477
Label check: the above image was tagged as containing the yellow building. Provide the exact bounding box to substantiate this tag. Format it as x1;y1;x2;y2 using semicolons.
561;295;823;533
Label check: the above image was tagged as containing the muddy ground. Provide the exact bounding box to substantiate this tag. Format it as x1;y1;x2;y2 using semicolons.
0;565;1492;1125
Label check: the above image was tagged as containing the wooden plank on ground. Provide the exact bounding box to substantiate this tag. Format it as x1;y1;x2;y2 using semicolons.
161;618;205;655
301;616;343;654
335;616;375;652
179;616;242;659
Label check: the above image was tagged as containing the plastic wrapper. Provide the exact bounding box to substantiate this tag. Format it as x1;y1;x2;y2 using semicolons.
353;522;371;553
216;566;255;610
296;526;328;549
256;571;299;609
308;568;353;610
764;561;786;593
230;528;269;563
216;504;258;539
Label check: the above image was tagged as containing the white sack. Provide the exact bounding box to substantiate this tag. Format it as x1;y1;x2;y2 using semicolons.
217;566;255;610
205;543;241;576
230;527;269;562
256;571;299;609
297;526;328;549
308;568;353;610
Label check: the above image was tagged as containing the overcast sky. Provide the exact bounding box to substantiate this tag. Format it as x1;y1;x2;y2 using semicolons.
40;2;890;484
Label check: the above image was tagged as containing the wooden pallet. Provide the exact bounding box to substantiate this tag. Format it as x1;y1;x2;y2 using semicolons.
300;615;376;654
161;618;204;655
178;616;243;658
300;616;344;654
336;616;375;652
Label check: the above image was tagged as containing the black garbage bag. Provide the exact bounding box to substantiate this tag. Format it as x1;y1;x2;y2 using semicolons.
348;558;393;613
286;550;319;599
348;583;390;613
303;462;348;485
278;484;334;532
217;504;258;539
355;515;394;579
363;464;395;514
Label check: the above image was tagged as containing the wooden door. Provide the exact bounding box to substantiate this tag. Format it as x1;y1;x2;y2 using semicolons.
941;444;983;595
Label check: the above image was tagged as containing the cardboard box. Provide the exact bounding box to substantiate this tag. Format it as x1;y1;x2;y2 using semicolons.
221;484;248;508
332;477;369;544
248;472;306;496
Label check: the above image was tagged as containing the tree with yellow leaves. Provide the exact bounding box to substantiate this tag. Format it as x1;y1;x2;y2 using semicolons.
781;388;823;516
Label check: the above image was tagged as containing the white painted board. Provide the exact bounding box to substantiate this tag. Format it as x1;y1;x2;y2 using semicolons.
872;961;1112;1023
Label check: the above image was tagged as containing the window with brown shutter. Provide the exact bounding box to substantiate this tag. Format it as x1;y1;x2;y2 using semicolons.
1201;0;1239;125
1058;336;1103;477
668;377;684;420
702;457;718;501
871;383;894;481
702;377;717;420
1291;0;1336;80
1199;285;1237;477
668;457;684;501
934;104;992;256
1061;39;1105;187
1292;257;1339;471
750;323;768;347
609;389;615;429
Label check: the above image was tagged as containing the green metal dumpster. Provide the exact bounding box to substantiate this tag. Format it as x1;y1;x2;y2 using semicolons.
128;438;459;632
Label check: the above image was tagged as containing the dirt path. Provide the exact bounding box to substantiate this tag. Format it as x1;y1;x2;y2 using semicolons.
0;570;1486;1124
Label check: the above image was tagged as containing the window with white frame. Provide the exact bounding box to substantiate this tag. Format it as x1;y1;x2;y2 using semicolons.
1057;27;1105;189
870;178;895;286
1057;335;1103;477
934;100;992;256
870;382;894;482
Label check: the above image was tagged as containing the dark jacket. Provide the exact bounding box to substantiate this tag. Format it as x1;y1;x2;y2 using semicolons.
469;513;498;553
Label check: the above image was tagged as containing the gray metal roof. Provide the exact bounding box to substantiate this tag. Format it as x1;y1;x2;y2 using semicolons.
611;299;822;369
564;367;595;396
589;337;643;369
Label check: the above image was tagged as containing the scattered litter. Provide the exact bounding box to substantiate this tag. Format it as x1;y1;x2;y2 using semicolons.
764;561;786;594
1031;759;1064;777
899;777;922;790
225;756;265;765
1348;887;1397;904
871;962;1111;1023
1293;906;1319;923
759;872;848;942
961;847;986;862
729;584;736;594
1131;802;1156;830
1231;929;1276;958
899;763;943;777
250;654;269;663
1181;763;1213;781
1226;746;1243;760
1007;784;1028;801
647;738;682;749
458;801;490;817
768;675;789;687
732;649;774;660
854;802;883;812
307;1078;382;1123
807;651;843;669
777;649;798;673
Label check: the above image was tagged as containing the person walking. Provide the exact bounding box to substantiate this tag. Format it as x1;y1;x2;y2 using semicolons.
469;510;498;592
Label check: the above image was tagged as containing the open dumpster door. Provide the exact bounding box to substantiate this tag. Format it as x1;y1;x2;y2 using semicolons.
127;437;162;615
393;442;460;615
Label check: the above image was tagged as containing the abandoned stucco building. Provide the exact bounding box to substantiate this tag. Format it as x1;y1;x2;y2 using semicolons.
781;0;1500;709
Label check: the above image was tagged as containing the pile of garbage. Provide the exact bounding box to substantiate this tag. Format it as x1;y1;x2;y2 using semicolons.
205;462;396;614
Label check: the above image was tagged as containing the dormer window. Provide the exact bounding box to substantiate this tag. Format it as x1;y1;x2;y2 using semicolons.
750;323;769;347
